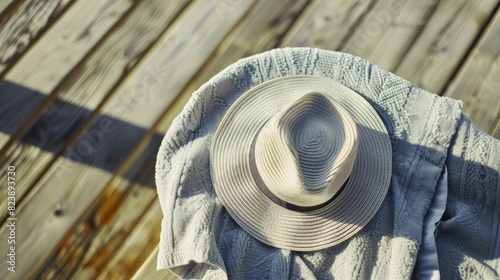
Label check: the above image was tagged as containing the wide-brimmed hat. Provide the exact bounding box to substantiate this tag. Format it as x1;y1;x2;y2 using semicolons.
210;75;392;252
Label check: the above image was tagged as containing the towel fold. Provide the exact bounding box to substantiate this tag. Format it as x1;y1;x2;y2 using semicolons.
155;48;500;279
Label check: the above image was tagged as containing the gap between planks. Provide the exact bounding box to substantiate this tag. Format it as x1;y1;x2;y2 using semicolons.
0;0;25;24
281;0;378;51
0;0;138;160
69;2;312;276
105;0;499;276
443;5;500;137
132;0;500;275
33;2;258;277
0;0;193;278
0;0;138;223
341;0;441;72
127;0;314;276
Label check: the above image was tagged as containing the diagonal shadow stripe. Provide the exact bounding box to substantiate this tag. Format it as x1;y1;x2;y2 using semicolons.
0;80;163;188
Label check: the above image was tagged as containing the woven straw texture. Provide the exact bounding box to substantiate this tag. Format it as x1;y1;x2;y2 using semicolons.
155;48;500;279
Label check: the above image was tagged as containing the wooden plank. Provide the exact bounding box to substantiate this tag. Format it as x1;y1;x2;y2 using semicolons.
225;0;310;55
56;1;253;276
58;1;308;277
444;8;500;136
0;0;253;278
132;246;179;280
0;0;190;223
92;97;177;279
101;0;255;129
341;0;439;71
169;0;310;125
395;0;499;93
0;0;191;277
0;0;135;221
0;0;76;78
0;0;20;21
34;131;161;279
38;179;158;279
4;0;134;95
0;1;16;14
96;201;165;280
444;8;500;132
281;0;376;51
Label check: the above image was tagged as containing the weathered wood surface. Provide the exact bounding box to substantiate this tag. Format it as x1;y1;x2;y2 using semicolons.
34;0;253;278
0;0;254;278
0;0;189;223
0;0;134;221
115;0;311;277
173;0;310;124
0;0;499;278
395;0;499;94
342;0;440;71
282;0;500;135
281;0;376;50
493;120;500;139
132;246;179;280
444;8;500;135
4;0;133;96
37;177;158;279
0;0;20;20
0;0;75;78
94;101;184;280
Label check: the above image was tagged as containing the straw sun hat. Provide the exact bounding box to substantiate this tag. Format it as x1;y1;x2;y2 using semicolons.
210;75;392;252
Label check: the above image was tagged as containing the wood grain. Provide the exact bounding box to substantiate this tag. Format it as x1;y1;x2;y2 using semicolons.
444;9;500;137
35;137;162;279
0;0;132;153
281;0;375;51
87;0;308;279
96;201;164;280
75;1;253;276
30;0;255;276
0;0;137;222
227;0;310;55
167;0;310;127
395;0;499;93
0;0;20;21
132;246;180;280
341;0;439;71
0;0;254;278
493;118;500;139
0;0;75;78
0;0;497;277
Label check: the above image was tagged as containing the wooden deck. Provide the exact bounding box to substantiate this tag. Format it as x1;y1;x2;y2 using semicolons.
0;0;498;279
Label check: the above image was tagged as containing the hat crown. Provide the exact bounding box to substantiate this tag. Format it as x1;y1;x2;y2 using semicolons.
254;92;359;208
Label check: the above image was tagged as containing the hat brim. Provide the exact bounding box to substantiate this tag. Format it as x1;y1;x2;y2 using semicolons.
210;76;392;251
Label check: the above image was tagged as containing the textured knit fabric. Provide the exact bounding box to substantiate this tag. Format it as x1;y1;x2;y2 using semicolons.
155;48;500;279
